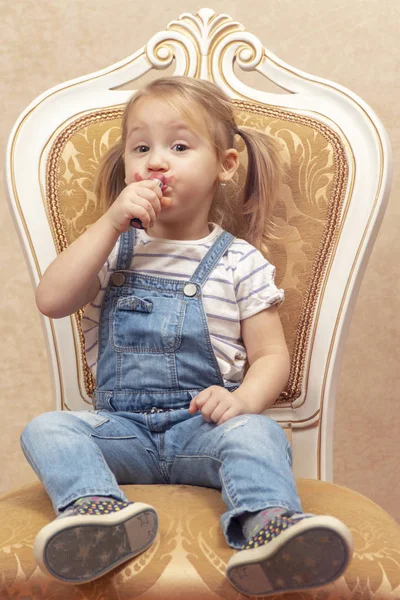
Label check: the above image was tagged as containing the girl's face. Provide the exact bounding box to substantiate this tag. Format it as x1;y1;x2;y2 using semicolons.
124;96;234;231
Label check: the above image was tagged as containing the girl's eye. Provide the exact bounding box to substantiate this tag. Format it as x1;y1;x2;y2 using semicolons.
172;143;188;152
135;145;149;153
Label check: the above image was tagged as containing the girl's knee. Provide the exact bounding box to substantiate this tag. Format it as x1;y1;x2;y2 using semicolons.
255;414;288;446
222;414;287;447
257;414;287;439
21;411;69;444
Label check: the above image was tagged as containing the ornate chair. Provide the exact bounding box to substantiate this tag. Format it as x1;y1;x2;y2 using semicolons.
4;8;399;599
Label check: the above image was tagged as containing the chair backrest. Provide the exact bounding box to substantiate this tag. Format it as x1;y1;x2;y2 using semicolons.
5;8;391;482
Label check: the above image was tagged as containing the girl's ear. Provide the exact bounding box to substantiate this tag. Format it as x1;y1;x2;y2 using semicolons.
219;148;239;182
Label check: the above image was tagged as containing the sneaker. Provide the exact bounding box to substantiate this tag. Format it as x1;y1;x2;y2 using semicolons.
34;496;158;584
226;511;353;597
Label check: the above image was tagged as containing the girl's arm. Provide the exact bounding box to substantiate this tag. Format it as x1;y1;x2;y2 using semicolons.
188;305;290;424
35;213;121;319
36;179;165;319
233;306;291;412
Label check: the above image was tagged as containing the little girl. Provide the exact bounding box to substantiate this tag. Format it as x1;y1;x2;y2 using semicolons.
21;76;353;596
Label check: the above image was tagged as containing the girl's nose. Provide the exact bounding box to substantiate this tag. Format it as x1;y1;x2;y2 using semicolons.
147;149;168;171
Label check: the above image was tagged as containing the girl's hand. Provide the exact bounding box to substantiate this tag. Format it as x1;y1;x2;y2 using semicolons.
188;386;250;426
105;180;167;233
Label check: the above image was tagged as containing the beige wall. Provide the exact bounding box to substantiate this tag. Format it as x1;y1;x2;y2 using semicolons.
1;1;399;522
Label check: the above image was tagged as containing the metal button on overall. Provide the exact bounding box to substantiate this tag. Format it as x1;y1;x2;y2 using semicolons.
112;272;126;286
183;283;197;297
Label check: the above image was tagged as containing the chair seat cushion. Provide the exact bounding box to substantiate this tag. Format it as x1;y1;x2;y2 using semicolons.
1;479;399;599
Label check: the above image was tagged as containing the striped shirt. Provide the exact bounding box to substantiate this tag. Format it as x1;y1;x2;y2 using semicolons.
82;223;284;384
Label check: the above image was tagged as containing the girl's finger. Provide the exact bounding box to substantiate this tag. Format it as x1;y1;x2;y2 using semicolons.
191;388;212;409
217;411;232;427
188;400;198;413
133;178;164;197
134;187;162;216
217;407;240;426
211;402;229;425
201;396;220;422
128;196;157;227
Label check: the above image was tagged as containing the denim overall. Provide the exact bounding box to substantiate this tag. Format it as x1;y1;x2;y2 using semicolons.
94;228;239;412
21;228;302;548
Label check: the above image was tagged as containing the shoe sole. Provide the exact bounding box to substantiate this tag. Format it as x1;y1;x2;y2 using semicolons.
226;515;353;597
34;502;158;584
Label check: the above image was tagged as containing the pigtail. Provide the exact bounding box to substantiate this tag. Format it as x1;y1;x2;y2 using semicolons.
94;139;126;210
236;127;283;251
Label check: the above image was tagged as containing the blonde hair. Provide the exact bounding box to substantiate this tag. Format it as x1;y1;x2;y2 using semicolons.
95;76;283;250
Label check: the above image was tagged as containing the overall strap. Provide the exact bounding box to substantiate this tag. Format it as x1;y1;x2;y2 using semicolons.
115;227;135;271
189;231;235;287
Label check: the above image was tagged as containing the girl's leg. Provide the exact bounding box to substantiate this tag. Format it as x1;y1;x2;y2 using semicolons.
168;413;352;596
169;413;301;547
20;410;165;513
20;410;162;585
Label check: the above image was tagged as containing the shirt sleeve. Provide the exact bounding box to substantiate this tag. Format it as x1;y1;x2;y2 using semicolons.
233;245;284;320
95;240;119;290
96;260;111;289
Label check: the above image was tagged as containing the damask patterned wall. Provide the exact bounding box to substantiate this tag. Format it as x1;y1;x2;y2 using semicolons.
1;1;399;522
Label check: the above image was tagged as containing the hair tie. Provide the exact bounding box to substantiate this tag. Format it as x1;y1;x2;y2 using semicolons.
234;126;245;138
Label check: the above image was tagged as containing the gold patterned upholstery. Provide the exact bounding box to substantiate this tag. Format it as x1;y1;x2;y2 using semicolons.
4;96;399;599
47;102;348;405
1;479;400;599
